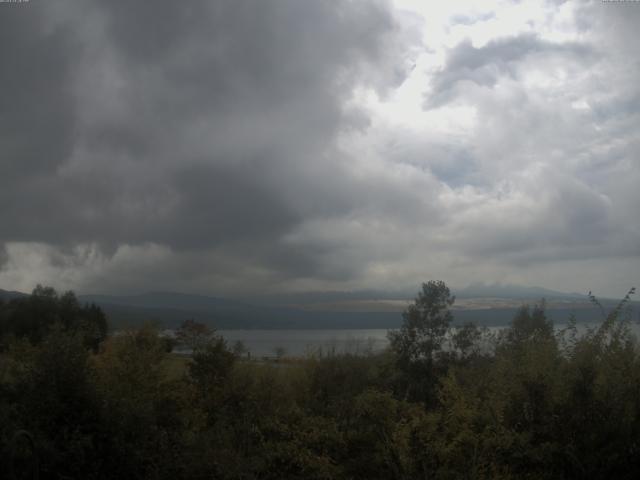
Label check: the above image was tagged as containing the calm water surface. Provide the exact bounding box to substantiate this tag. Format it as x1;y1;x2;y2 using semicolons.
216;322;640;357
217;329;389;357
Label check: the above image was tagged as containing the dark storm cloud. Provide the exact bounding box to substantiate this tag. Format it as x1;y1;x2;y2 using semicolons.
162;162;298;249
0;244;7;270
0;5;78;178
0;0;416;287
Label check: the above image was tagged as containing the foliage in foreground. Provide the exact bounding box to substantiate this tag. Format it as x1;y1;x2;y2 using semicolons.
0;283;639;479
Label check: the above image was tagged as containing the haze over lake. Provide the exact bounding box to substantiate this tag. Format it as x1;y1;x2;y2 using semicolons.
207;322;640;357
216;329;389;357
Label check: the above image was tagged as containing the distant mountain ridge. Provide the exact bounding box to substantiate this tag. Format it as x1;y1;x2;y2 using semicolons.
0;289;28;301
1;285;635;329
456;283;586;299
80;291;250;312
3;283;591;306
253;284;588;305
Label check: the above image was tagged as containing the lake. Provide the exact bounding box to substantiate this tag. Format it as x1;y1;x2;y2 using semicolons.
217;329;390;357
215;322;640;358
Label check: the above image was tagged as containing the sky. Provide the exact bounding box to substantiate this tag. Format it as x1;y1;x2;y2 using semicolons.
0;0;639;298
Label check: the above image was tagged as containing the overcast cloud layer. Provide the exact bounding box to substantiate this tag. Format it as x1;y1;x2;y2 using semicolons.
1;0;638;297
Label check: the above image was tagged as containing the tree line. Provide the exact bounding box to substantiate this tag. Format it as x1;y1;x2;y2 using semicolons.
0;281;639;479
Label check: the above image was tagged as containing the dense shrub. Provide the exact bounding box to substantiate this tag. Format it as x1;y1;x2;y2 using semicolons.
1;284;639;479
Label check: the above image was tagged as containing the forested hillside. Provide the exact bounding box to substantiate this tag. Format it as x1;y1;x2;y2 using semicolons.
1;282;639;479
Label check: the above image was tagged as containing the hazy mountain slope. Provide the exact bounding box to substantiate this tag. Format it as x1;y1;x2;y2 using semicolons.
1;285;635;329
0;289;28;301
456;283;585;299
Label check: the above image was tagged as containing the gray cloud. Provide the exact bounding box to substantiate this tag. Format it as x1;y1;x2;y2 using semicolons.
0;0;420;291
0;6;78;179
445;169;632;262
425;33;596;108
449;11;495;26
0;1;638;297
